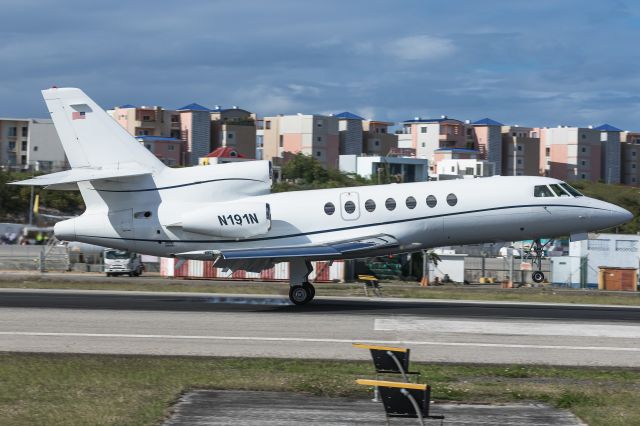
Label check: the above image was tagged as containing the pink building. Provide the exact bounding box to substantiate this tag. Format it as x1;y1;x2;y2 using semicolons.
262;114;340;168
541;126;602;182
136;136;183;167
472;118;503;174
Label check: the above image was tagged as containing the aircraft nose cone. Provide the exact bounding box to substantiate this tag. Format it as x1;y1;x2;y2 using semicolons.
611;205;634;224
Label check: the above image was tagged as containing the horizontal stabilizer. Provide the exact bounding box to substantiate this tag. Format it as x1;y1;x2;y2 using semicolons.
9;165;151;189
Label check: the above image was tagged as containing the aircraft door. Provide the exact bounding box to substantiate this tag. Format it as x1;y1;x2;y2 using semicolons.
340;192;360;220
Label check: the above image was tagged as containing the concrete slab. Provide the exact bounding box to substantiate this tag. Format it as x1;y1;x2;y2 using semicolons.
163;390;585;426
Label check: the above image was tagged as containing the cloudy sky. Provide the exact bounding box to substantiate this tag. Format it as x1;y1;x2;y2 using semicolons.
1;0;639;129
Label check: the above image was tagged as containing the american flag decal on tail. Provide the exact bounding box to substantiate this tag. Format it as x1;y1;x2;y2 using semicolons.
72;111;86;120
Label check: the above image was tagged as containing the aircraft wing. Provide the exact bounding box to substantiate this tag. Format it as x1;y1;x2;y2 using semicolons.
174;234;399;272
9;166;151;189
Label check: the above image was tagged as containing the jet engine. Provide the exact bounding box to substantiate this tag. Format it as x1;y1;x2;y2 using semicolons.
180;202;271;238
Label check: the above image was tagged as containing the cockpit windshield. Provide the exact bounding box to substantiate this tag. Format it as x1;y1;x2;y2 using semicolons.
560;183;583;197
534;182;583;198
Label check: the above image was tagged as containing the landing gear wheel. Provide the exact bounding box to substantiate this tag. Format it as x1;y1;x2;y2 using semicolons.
289;284;313;305
305;282;315;300
532;271;545;283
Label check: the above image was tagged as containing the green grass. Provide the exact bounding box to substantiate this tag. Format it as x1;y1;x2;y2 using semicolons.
1;273;639;306
0;353;639;425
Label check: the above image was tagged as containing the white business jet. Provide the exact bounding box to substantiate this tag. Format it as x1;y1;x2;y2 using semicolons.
11;88;633;304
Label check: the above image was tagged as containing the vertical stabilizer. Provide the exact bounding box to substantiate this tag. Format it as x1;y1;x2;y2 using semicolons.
42;87;166;172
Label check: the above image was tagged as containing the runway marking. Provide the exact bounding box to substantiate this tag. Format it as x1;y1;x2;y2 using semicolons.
375;318;640;338
0;331;639;352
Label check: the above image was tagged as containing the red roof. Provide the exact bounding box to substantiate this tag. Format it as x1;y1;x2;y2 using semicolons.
206;147;246;158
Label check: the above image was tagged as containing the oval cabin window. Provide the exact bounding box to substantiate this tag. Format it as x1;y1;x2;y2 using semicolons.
385;198;396;211
406;196;417;209
446;193;458;206
426;195;437;208
324;202;335;215
344;200;356;214
365;199;376;212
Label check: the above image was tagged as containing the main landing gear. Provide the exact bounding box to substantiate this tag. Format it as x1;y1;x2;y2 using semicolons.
525;239;554;283
289;260;315;305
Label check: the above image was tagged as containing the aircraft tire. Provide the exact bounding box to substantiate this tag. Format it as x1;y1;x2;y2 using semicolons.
304;282;315;300
532;271;545;283
289;285;312;305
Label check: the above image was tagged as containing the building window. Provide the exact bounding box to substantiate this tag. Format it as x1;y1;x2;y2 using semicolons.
8;141;15;150
316;120;323;128
317;136;322;142
581;173;587;179
21;141;27;151
581;134;586;139
33;146;38;152
517;145;522;151
385;198;396;211
265;121;271;130
381;128;386;133
545;147;550;156
21;127;28;137
517;159;523;165
421;143;425;148
228;133;234;139
8;127;16;137
446;193;458;206
145;144;152;150
632;164;637;169
364;199;376;212
615;240;637;252
426;195;437;208
279;135;283;148
316;151;321;157
168;145;175;151
171;115;179;123
142;115;151;121
405;196;417;209
421;127;427;134
588;239;609;251
581;147;587;153
344;201;356;214
632;151;636;157
581;160;586;166
324;202;335;215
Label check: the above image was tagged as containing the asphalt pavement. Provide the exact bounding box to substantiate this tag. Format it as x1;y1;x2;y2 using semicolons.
1;288;639;366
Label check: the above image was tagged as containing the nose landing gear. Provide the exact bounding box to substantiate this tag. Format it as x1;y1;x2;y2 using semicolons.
525;239;554;284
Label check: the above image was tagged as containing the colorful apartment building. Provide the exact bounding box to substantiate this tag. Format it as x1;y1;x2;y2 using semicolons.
136;136;183;166
363;120;397;156
501;125;540;176
0;118;66;172
594;124;622;184
262;114;340;168
472;118;502;174
540;126;602;182
335;112;364;155
400;116;474;160
111;105;181;139
210;107;256;159
621;131;640;185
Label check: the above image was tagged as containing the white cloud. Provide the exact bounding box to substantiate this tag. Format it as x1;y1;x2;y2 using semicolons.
386;35;455;61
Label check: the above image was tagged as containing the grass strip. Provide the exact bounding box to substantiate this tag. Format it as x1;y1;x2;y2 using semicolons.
0;353;638;425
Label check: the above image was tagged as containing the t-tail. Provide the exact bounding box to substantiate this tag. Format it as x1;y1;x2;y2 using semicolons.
10;87;166;190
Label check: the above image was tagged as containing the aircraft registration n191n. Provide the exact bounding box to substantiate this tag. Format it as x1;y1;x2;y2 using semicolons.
11;88;633;304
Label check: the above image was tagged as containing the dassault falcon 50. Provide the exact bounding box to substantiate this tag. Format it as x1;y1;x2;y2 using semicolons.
11;88;633;304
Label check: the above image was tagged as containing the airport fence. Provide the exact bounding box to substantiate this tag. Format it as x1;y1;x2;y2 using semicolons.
0;244;69;271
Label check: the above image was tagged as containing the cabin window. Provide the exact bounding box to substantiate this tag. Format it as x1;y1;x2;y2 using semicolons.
560;183;583;197
405;196;417;209
365;199;376;212
534;185;554;197
344;201;356;214
324;202;335;215
385;198;396;211
549;184;570;197
426;195;437;208
446;193;458;206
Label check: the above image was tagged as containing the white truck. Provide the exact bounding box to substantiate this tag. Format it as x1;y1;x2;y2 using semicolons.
104;249;144;277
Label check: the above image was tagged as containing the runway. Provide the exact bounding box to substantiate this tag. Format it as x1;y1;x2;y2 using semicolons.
1;288;639;366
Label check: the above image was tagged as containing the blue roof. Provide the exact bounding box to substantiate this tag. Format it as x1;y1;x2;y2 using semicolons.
473;118;503;126
118;104;137;109
136;136;181;141
177;102;211;112
335;111;364;120
594;123;622;132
